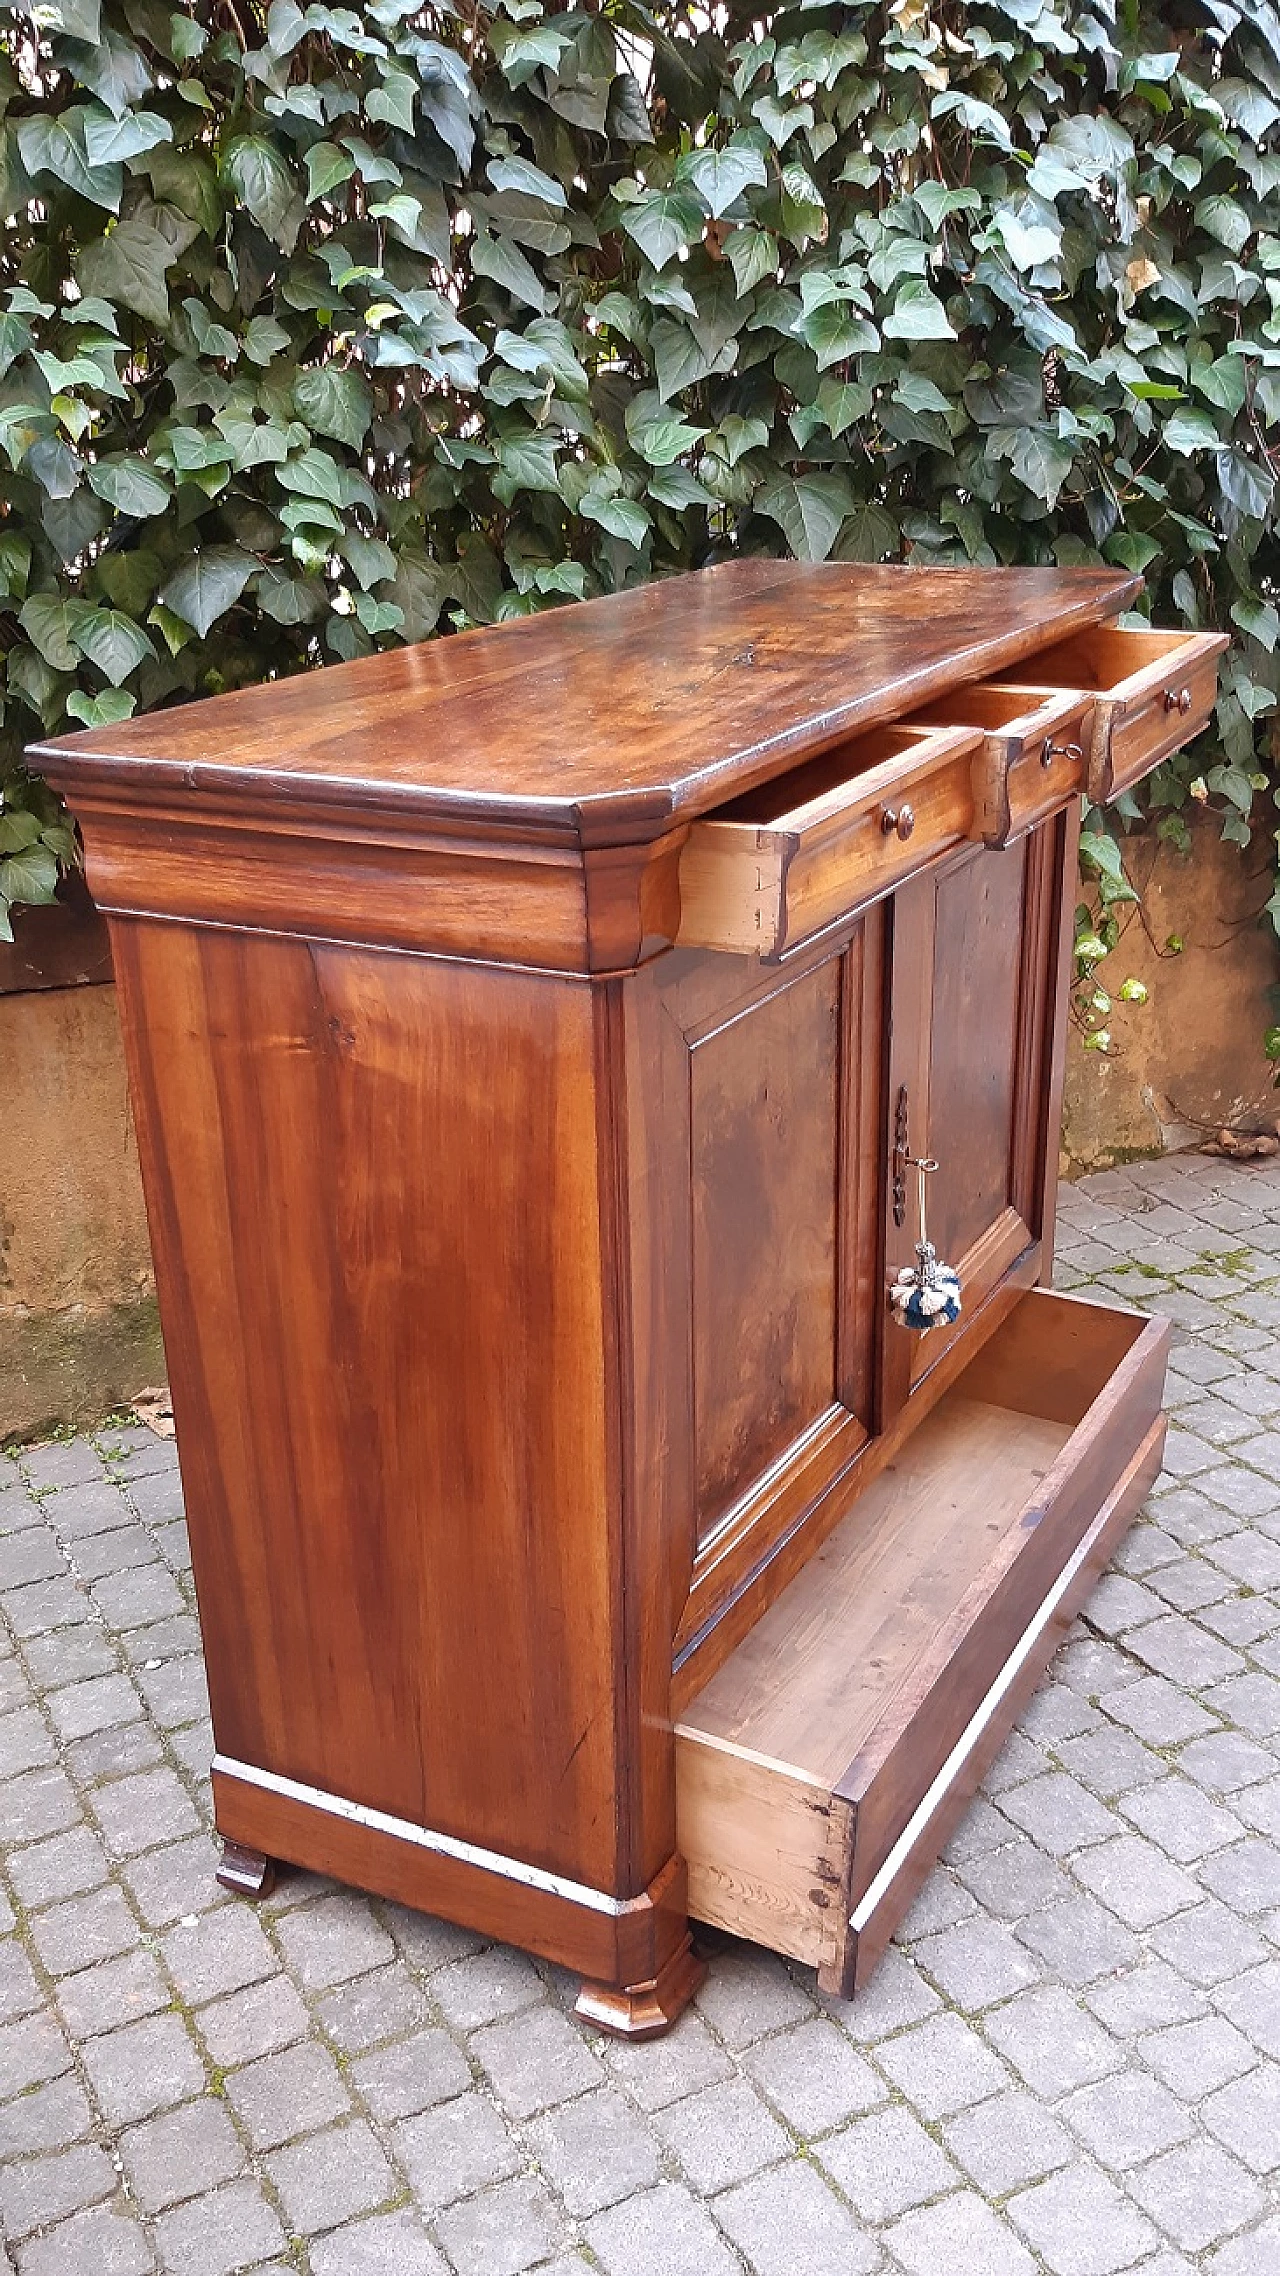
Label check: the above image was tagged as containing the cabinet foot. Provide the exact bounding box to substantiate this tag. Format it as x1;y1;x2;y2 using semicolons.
216;1841;277;1900
574;1933;706;2040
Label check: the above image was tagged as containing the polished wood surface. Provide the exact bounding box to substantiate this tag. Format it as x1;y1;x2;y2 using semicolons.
33;561;1225;2027
34;563;1137;844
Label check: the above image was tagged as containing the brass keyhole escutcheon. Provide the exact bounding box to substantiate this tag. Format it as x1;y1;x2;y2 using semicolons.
1039;737;1084;771
1163;685;1192;715
880;802;915;841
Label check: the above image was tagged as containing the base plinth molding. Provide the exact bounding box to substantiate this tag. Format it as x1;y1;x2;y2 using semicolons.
574;1933;706;2039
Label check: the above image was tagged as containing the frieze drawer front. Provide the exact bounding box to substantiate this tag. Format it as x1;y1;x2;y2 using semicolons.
901;683;1094;846
675;1289;1171;1995
994;623;1228;802
677;720;982;960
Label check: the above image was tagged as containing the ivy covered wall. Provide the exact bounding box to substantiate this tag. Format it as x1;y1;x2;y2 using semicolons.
0;0;1276;1023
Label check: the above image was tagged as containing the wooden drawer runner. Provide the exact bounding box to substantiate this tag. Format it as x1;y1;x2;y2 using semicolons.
676;720;981;960
675;1288;1171;1996
994;624;1227;802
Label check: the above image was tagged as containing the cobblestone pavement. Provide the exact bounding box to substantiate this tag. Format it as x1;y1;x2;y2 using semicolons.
4;1151;1280;2275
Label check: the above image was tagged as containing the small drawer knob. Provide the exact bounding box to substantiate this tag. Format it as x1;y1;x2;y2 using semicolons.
1163;685;1192;715
880;803;915;841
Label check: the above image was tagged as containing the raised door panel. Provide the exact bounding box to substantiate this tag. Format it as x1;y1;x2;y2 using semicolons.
884;817;1066;1411
621;918;884;1660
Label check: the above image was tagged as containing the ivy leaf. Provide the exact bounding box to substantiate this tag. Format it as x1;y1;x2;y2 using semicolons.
486;154;567;209
617;187;704;270
294;365;372;448
73;608;156;684
305;142;356;202
755;471;852;562
78;212;175;327
65;686;137;725
87;455;172;516
1164;407;1220;455
16;114;121;211
83;110;172;167
222;138;304;251
681;144;767;219
1231;598;1280;651
1004;427;1075;507
471;231;547;311
159;547;257;638
883;281;956;340
579;489;652;547
19;596;87;672
0;844;58;906
243;316;292;366
726;228;778;295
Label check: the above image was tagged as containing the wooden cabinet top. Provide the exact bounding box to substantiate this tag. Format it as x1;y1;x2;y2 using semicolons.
35;561;1137;849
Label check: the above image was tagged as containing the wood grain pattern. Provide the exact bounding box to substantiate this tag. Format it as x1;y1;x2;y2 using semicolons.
33;563;1138;846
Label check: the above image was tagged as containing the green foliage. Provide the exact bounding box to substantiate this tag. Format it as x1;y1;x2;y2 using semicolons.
0;0;1277;951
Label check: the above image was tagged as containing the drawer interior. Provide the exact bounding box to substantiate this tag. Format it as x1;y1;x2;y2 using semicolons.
903;682;1075;734
713;723;945;830
675;1288;1168;1986
995;623;1198;696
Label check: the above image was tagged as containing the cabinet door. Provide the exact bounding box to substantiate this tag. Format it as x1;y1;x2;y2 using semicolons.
622;917;885;1656
882;814;1069;1415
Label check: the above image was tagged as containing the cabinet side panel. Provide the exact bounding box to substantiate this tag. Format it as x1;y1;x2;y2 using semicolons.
110;917;623;1890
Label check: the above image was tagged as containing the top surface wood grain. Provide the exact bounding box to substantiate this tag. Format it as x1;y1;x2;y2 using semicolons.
33;560;1138;845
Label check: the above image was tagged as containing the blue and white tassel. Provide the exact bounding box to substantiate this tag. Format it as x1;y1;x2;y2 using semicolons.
890;1153;961;1332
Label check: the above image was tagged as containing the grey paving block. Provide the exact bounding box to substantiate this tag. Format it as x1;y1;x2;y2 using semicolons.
120;2096;245;2212
152;2178;287;2276
161;1903;277;2006
1070;1833;1201;1927
692;1947;814;2046
316;1961;431;2054
350;2026;472;2123
89;1763;200;1857
471;1999;603;2118
874;2009;1010;2118
264;2117;396;2236
392;2091;522;2212
527;2085;662;2218
1006;2161;1158;2276
80;2010;206;2125
587;2181;743;2276
983;1986;1123;2097
997;1772;1118;1854
13;2202;155;2276
1117;1773;1244;1861
55;1947;169;2042
28;1883;138;1977
1202;2062;1280;2174
1060;2070;1194;2170
0;2141;115;2239
815;2103;960;2221
602;2007;734;2110
942;2089;1074;2195
885;2190;1035;2276
743;2016;885;2135
0;2010;72;2096
1128;2138;1266;2254
193;1972;312;2067
715;2158;882;2276
434;2173;566;2276
1014;1893;1141;1988
419;1943;545;2031
0;2071;93;2159
911;1916;1042;2009
1148;1899;1270;1988
308;2211;448;2276
653;2074;791;2195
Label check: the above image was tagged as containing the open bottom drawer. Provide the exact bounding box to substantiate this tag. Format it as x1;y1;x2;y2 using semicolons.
675;1288;1171;1996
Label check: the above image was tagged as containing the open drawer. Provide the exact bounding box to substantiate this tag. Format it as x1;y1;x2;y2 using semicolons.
675;1288;1170;1996
992;624;1228;803
902;683;1093;847
676;720;981;959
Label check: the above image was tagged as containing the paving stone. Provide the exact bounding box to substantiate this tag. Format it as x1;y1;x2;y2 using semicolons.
589;2180;743;2276
815;2103;960;2221
1199;1834;1280;1914
1015;1893;1141;1987
152;2178;287;2276
471;1999;603;2118
1118;1773;1244;1860
714;2157;882;2276
1128;2138;1265;2254
874;2009;1010;2118
942;2089;1074;2195
0;2010;72;2094
350;2025;471;2123
1148;1899;1270;1988
28;1883;138;1976
692;1947;814;2046
67;1525;159;1584
308;2210;448;2276
602;2007;734;2110
1007;2161;1158;2276
885;2189;1035;2276
0;2071;93;2158
1201;2061;1280;2174
80;2009;206;2125
56;1946;169;2040
162;1903;277;2005
120;2096;244;2212
1101;1672;1220;1746
825;1945;942;2041
13;2202;155;2276
1208;2216;1280;2276
1061;2069;1195;2171
983;1986;1122;2096
0;1943;41;2025
65;1717;164;1787
423;1942;544;2030
997;1772;1118;1853
89;1764;200;1856
22;1442;106;1492
24;1626;117;1689
265;2117;396;2236
316;1960;430;2054
392;2091;522;2212
434;2173;566;2276
527;2084;662;2217
957;1839;1071;1919
743;2016;885;2135
225;2037;352;2148
121;1833;223;1927
652;2074;791;2194
911;1916;1042;2009
1070;1833;1201;1927
0;2141;115;2238
1212;1960;1280;2058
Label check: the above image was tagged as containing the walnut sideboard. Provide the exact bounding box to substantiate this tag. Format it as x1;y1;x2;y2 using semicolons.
34;562;1227;2035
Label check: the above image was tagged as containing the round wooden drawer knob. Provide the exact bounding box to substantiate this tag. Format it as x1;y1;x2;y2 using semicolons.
1163;686;1192;715
880;803;915;841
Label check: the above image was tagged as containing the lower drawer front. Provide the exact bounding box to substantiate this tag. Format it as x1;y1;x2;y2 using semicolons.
675;1288;1170;1994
